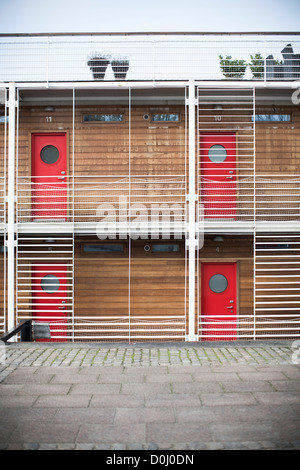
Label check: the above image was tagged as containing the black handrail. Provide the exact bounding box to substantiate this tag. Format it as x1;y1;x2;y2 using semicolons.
0;320;32;344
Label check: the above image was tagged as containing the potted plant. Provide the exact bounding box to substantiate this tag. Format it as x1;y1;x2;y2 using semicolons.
87;53;111;80
248;53;264;79
219;55;247;79
111;56;129;80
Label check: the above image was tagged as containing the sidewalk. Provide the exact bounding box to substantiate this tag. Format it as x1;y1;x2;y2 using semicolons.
0;341;299;450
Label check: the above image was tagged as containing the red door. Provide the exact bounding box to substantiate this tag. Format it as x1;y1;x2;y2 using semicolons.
200;133;236;219
31;133;67;220
201;263;237;340
32;265;68;342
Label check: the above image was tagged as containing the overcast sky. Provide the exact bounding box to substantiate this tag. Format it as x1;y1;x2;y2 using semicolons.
0;0;299;34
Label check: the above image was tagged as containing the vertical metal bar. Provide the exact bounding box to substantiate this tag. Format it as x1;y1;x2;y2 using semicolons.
253;87;256;340
187;80;197;342
184;86;188;337
3;88;7;333
128;87;131;342
264;37;267;84
72;88;75;341
7;83;16;333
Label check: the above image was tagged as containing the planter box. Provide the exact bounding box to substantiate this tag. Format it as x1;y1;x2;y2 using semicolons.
87;58;110;80
111;60;129;80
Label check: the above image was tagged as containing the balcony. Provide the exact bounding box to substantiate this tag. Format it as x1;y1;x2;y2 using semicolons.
15;174;300;235
201;174;300;233
0;33;299;83
17;175;187;236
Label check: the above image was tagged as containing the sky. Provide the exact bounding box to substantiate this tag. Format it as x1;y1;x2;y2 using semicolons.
0;0;299;34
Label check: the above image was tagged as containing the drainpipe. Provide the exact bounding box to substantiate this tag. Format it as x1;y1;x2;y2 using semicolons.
7;83;16;333
187;80;197;342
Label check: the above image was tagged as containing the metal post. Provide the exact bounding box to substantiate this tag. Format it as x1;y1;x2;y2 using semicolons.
187;80;197;342
7;83;16;332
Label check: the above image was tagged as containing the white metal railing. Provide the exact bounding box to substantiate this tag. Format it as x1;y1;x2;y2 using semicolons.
17;175;187;235
0;33;299;82
16;235;75;342
0;177;5;226
16;174;300;230
253;234;300;340
198;315;300;340
198;175;300;222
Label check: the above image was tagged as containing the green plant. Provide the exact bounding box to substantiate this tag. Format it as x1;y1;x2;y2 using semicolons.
219;55;247;78
248;53;264;79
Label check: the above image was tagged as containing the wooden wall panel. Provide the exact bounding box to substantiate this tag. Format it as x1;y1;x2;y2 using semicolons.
13;103;300;182
255;105;300;174
16;105;186;177
74;239;186;319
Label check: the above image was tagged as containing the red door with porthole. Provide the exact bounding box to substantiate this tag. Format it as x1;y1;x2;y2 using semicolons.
201;263;237;340
31;133;67;220
200;133;236;219
32;265;68;342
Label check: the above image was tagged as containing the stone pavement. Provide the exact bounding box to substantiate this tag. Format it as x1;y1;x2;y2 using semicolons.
0;341;299;450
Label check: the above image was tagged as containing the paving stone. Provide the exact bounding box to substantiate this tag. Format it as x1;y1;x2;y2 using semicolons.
77;424;145;444
69;383;121;395
253;391;300;405
114;407;175;424
90;394;144;408
33;394;91;408
52;408;115;425
9;422;80;444
200;392;257;406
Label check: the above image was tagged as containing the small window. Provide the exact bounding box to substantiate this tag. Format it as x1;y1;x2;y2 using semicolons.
0;116;8;123
40;145;59;165
209;274;228;294
83;114;124;123
151;114;180;122
151;244;180;253
83;244;124;253
41;274;60;293
208;144;227;164
253;114;291;122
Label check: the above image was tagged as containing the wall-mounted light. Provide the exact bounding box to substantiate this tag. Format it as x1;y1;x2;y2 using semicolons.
44;106;55;112
212;236;224;242
213;105;223;110
44;238;56;244
44;238;56;251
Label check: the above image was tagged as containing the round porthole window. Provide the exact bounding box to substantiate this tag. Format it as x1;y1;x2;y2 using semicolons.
209;274;228;293
208;144;227;164
40;145;59;164
41;274;60;293
144;245;151;252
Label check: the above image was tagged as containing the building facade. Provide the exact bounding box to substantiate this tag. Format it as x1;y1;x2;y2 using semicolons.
0;32;300;342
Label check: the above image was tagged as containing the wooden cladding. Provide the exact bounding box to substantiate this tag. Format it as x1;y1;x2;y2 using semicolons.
0;103;298;180
13;105;186;177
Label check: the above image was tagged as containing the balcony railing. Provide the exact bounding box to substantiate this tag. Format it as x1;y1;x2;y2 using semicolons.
17;175;187;235
0;33;299;82
15;174;300;231
199;175;300;222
